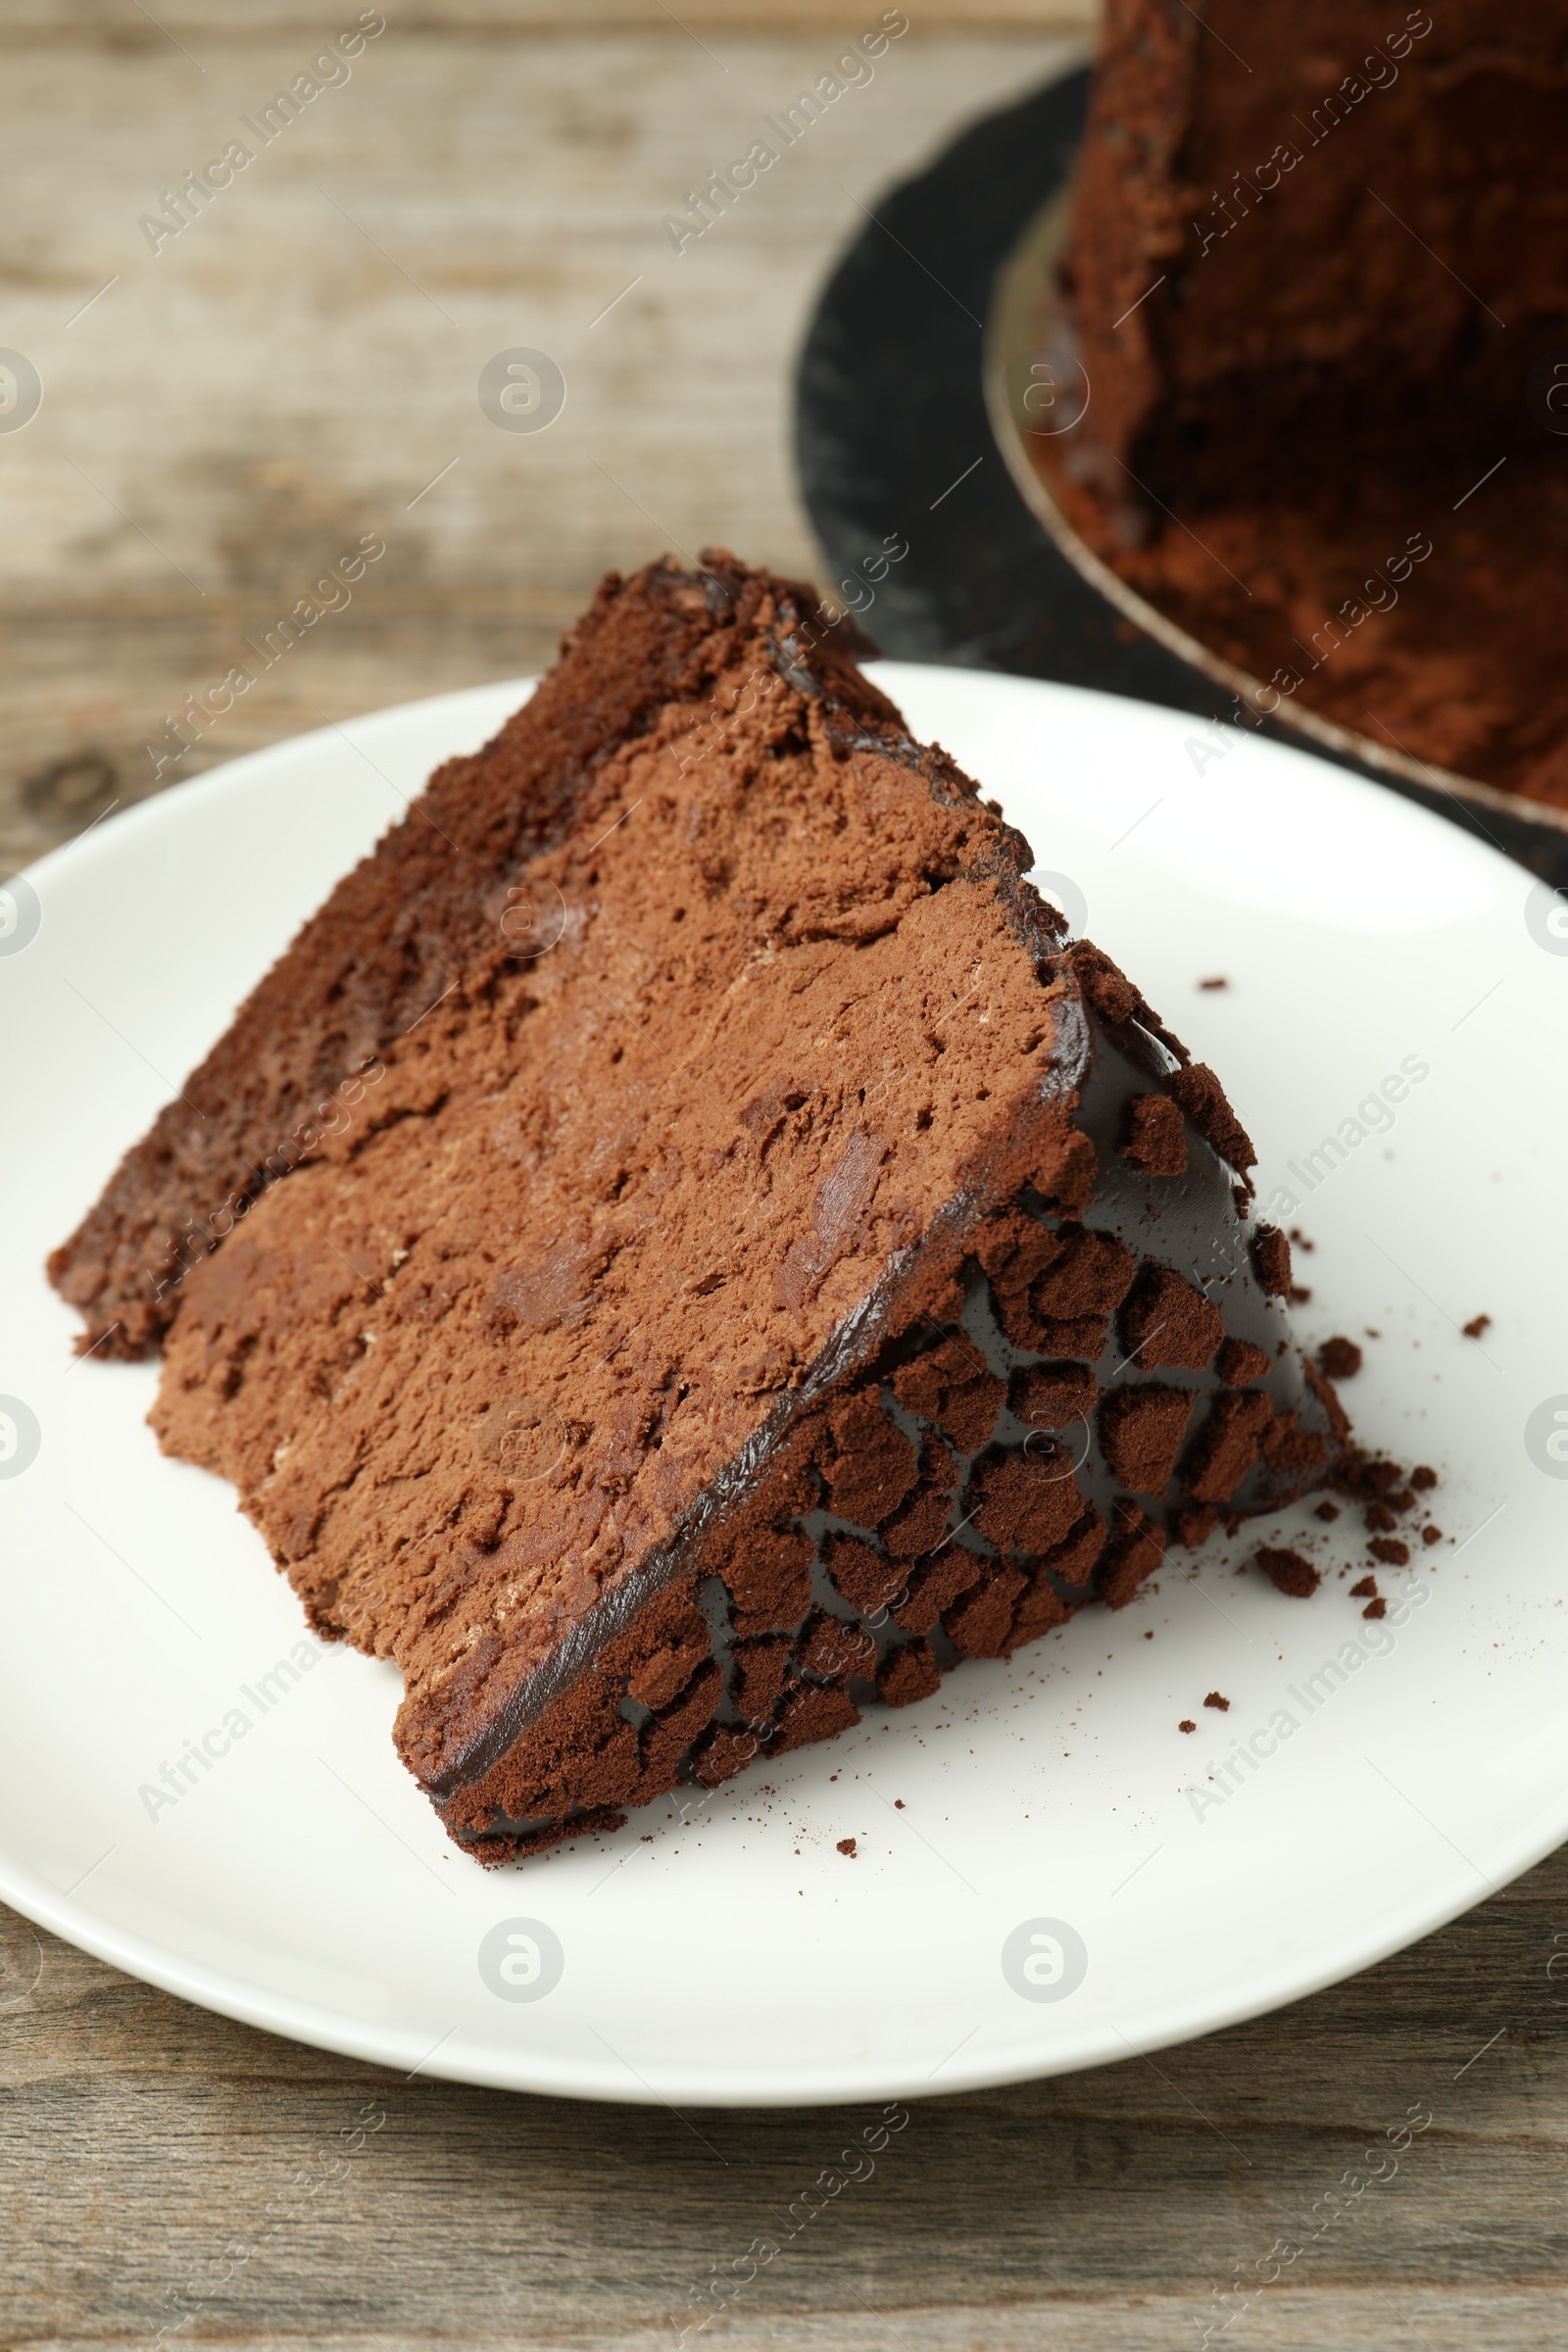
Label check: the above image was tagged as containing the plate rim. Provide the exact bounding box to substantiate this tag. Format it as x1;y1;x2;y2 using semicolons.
0;1814;1550;2108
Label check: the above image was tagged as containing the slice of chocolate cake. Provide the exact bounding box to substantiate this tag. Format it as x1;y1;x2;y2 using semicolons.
52;554;1347;1861
1048;1;1568;806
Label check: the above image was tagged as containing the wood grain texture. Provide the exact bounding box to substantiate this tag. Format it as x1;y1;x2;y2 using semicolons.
3;3;1098;40
0;11;1086;876
2;1843;1567;2348
6;9;1566;2346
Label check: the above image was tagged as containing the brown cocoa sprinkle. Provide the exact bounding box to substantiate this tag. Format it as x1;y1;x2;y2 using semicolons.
1314;1500;1341;1523
1350;1575;1378;1599
894;1798;905;1808
836;1838;858;1858
1410;1466;1438;1491
1362;1597;1388;1619
1119;1091;1188;1176
1422;1525;1444;1545
1251;1226;1292;1297
1369;1537;1410;1567
1173;1502;1222;1549
1255;1545;1320;1598
1288;1227;1315;1250
1462;1313;1492;1340
1290;1285;1312;1303
1317;1336;1362;1379
1216;1336;1272;1387
1203;1690;1230;1712
1179;1719;1197;1733
1199;975;1228;990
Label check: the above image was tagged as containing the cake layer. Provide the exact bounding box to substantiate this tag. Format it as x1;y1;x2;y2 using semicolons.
51;563;887;1357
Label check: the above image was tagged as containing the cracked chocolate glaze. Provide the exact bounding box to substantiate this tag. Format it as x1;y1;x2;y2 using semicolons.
434;1005;1332;1847
421;997;1096;1808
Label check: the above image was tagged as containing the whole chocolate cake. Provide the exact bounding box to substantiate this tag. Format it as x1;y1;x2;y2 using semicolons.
1046;0;1568;806
51;555;1348;1860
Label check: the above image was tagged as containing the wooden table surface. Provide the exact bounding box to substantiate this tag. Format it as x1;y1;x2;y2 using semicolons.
5;8;1565;2348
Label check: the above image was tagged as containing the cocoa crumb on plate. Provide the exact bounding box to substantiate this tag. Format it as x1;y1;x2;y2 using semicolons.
1255;1545;1320;1597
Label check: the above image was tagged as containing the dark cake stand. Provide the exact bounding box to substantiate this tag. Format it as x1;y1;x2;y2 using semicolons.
795;66;1568;888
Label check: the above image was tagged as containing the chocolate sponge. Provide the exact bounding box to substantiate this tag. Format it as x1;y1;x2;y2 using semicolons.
51;554;1348;1860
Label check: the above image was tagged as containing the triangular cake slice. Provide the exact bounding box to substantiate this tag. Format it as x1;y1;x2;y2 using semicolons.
51;554;1347;1860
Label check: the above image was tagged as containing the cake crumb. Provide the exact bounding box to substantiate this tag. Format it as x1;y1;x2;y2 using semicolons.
1423;1524;1444;1545
1350;1575;1379;1599
1362;1597;1387;1619
1255;1545;1319;1597
1318;1336;1362;1379
1410;1465;1438;1490
1288;1227;1315;1250
1203;1690;1230;1712
1463;1313;1492;1339
1290;1285;1312;1303
836;1837;858;1858
1199;975;1228;990
1369;1537;1410;1567
1179;1718;1197;1733
894;1799;905;1808
1314;1499;1341;1523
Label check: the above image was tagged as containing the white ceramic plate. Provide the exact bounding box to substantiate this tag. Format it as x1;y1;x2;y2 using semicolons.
2;664;1563;2107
